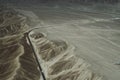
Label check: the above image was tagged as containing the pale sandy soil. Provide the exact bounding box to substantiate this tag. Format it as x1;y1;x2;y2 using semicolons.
15;4;120;80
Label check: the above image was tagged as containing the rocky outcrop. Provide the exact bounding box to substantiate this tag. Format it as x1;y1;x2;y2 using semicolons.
0;6;102;80
30;31;102;80
0;6;40;80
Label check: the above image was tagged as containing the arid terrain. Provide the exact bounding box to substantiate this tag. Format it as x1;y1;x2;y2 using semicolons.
0;2;120;80
16;3;120;80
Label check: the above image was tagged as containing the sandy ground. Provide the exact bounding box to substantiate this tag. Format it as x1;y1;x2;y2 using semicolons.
15;4;120;80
